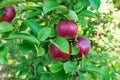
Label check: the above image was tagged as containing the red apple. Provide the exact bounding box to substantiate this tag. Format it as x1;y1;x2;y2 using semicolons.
0;6;16;23
98;31;103;36
48;43;70;61
75;36;90;57
56;20;78;39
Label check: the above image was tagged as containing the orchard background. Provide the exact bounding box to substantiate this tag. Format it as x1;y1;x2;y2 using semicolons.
0;0;120;80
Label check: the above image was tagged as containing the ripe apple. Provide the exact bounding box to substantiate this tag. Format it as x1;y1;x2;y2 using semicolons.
56;20;78;39
75;36;90;57
0;6;16;22
48;43;70;61
98;31;103;36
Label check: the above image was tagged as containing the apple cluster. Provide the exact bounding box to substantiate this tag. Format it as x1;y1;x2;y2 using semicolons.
0;6;16;23
48;20;91;61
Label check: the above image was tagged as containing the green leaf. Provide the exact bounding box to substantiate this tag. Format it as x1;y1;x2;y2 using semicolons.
80;10;96;18
78;16;87;28
0;9;4;16
50;37;69;54
0;22;14;33
0;0;41;8
54;5;68;12
18;40;35;51
69;10;78;21
24;20;41;34
54;71;69;80
37;66;44;75
50;61;63;73
89;0;100;11
49;27;56;38
40;73;51;80
25;74;37;79
38;27;51;41
63;61;77;74
27;10;42;19
71;45;80;55
43;1;59;14
37;46;45;57
8;33;39;44
0;47;8;64
74;1;84;13
83;64;101;74
0;0;25;8
101;66;110;80
82;55;88;66
0;42;3;47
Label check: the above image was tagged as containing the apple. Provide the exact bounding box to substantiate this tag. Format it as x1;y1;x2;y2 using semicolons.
98;31;103;36
75;36;90;57
0;6;16;22
56;20;78;39
48;43;70;61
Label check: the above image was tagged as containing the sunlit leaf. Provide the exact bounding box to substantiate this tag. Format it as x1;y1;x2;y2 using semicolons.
50;61;63;73
0;22;14;33
8;33;39;44
50;37;69;54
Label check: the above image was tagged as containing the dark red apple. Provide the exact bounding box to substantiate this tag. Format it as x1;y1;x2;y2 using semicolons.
0;6;16;23
48;43;70;61
56;20;78;39
75;36;90;57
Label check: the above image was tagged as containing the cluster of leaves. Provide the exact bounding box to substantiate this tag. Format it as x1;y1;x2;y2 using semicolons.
2;0;120;80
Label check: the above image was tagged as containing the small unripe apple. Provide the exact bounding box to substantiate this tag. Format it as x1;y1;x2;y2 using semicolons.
0;6;16;22
48;43;70;61
75;36;90;57
56;20;78;39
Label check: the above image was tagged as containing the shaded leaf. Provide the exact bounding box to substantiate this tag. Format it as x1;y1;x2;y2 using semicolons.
0;9;4;16
54;70;69;80
0;42;3;48
37;66;44;75
18;40;35;51
40;73;51;80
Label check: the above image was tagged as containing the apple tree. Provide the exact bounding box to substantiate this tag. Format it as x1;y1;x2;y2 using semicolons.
1;0;117;80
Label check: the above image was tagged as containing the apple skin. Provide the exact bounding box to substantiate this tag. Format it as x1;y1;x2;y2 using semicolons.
56;20;78;39
0;6;16;23
75;36;90;57
48;43;70;61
